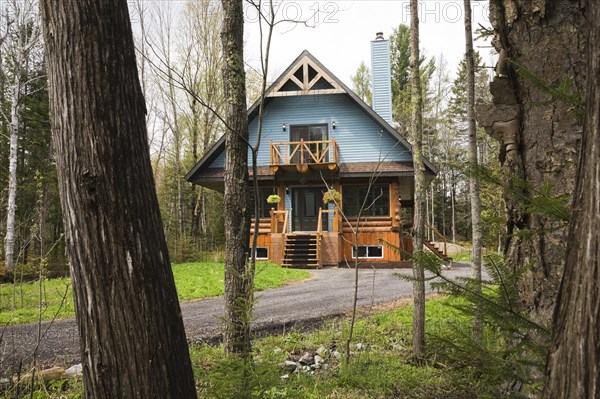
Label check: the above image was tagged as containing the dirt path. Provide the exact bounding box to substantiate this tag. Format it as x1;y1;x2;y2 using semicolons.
1;264;474;371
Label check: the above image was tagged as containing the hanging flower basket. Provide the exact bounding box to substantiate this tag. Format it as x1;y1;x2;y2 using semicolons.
267;194;281;204
322;189;341;204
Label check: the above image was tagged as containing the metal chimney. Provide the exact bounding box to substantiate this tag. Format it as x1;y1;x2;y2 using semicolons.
370;32;393;125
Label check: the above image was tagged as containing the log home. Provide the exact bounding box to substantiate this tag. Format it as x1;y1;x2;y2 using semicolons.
185;34;438;268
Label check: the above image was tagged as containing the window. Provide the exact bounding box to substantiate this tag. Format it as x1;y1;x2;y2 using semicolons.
352;245;384;259
290;124;329;164
249;188;277;219
290;124;328;141
254;247;269;260
343;184;390;217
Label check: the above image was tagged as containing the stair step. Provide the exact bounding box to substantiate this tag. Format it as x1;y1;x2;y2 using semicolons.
424;241;451;261
283;233;320;269
282;263;320;268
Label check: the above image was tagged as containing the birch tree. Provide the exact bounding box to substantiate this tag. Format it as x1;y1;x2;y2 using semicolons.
39;1;197;397
462;0;483;334
2;0;41;271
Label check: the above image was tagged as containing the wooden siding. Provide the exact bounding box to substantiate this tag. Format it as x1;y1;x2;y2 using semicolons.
251;230;410;264
271;234;284;264
250;232;271;248
341;231;402;262
321;233;341;266
342;216;394;233
251;218;271;234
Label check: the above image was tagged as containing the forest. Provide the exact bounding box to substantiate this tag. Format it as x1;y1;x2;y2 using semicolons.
0;0;597;398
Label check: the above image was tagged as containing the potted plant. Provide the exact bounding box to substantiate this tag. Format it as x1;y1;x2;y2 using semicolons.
267;194;281;204
322;188;341;204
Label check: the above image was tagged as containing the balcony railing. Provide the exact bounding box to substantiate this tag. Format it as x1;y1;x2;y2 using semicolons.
270;139;339;174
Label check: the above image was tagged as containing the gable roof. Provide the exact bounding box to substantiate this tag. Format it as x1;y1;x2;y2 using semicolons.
185;50;437;183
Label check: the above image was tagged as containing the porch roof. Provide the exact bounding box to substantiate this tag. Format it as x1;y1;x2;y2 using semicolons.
339;162;414;176
194;162;417;192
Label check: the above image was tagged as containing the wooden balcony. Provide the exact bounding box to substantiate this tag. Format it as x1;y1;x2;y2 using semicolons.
270;139;339;174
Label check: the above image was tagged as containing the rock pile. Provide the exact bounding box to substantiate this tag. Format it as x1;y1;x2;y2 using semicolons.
280;345;341;379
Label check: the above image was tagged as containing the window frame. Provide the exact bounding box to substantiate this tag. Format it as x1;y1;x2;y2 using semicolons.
254;247;269;260
351;245;384;259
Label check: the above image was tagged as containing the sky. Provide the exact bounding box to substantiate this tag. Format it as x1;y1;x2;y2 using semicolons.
243;0;495;87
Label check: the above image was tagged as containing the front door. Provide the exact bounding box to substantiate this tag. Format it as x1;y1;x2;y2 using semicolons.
292;187;328;231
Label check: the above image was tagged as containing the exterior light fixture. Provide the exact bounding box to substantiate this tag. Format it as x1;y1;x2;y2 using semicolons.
332;121;336;129
282;123;286;131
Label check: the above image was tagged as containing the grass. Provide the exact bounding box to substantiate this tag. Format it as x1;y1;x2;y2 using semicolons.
0;262;309;325
8;296;500;399
191;296;493;398
452;249;504;263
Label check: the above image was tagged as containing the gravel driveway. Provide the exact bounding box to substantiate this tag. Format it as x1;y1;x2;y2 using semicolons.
1;263;474;370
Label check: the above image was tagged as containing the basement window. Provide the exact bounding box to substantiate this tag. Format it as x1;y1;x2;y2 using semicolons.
254;247;269;260
352;245;384;259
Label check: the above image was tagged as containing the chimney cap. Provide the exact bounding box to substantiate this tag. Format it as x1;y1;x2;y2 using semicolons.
375;32;384;40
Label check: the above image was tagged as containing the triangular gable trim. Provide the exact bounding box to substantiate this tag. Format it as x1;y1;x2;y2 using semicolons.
267;52;345;97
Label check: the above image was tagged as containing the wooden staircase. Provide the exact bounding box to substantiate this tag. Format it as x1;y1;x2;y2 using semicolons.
424;224;452;262
424;240;452;262
282;233;320;268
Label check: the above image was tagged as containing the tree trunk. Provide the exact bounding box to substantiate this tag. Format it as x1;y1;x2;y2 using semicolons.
450;171;456;244
4;81;19;271
39;2;197;398
463;0;483;336
220;0;252;356
409;0;426;357
478;0;585;324
543;3;600;396
166;72;186;252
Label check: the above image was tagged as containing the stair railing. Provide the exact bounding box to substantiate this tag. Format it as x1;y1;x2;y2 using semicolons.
317;208;322;266
425;223;448;258
270;209;290;234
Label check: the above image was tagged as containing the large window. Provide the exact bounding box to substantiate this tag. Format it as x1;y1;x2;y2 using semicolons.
290;124;329;164
290;124;328;142
343;184;390;217
249;188;277;219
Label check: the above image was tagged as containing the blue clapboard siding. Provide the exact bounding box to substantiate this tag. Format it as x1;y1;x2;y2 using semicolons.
285;191;292;231
370;39;393;125
212;150;225;168
208;93;411;169
246;94;411;166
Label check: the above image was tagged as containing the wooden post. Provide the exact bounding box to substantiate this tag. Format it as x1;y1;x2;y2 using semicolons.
270;208;276;233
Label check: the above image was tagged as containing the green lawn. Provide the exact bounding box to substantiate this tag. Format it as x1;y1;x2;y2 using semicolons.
0;262;309;325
